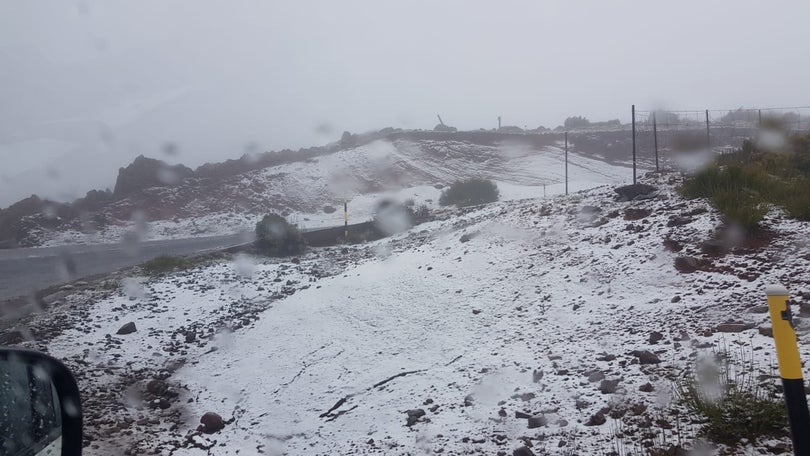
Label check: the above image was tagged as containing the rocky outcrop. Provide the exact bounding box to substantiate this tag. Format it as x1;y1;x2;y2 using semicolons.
113;155;194;197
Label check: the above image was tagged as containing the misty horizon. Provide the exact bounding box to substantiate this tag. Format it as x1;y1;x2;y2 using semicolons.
2;0;809;206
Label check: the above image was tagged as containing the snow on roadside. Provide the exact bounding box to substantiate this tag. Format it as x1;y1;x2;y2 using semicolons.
30;174;810;455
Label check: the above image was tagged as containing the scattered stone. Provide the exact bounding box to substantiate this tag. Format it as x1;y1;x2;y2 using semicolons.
700;239;727;256
614;184;658;201
116;322;137;335
460;234;471;243
766;442;790;454
527;415;548;429
200;412;225;434
674;256;701;273
587;371;605;383
464;395;474;406
667;216;693;227
406;409;426;427
624;208;651;221
649;331;664;344
513;446;535;456
515;411;532;419
748;305;769;314
663;239;683;252
671;295;682;303
639;382;654;392
511;392;536;402
585;411;607;426
575;399;590;410
146;379;167;395
532;370;543;383
599;379;620;394
715;323;753;333
759;326;774;337
631;350;661;364
184;332;196;343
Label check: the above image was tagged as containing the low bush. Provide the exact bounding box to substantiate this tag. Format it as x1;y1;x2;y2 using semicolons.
255;213;305;256
678;164;770;231
140;255;193;275
680;132;810;230
675;352;787;446
439;178;500;207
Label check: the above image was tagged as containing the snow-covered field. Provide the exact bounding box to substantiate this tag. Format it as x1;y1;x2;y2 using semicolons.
15;174;810;455
37;138;631;247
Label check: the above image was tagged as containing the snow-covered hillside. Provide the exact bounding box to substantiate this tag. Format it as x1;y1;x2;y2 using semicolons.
15;174;810;455
39;137;631;246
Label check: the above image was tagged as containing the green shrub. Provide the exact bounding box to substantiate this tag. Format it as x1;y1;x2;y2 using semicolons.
439;178;500;207
679;164;770;231
140;255;193;275
675;353;788;446
255;213;305;256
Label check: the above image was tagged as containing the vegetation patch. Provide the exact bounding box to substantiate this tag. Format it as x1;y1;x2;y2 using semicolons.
675;350;788;447
439;178;500;207
255;213;306;256
679;132;810;231
140;255;194;275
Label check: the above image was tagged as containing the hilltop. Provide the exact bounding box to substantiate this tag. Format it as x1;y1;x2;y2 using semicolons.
9;173;810;455
0;129;641;248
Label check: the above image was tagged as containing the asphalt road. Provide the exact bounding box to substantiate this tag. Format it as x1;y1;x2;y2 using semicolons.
0;233;253;301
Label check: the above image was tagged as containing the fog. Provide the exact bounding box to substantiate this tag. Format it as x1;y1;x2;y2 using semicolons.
1;0;809;206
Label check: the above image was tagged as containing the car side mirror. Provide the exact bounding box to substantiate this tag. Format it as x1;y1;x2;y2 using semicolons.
0;348;83;455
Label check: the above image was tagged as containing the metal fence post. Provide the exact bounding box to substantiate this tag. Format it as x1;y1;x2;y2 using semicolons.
631;105;637;184
653;112;659;172
705;109;711;151
766;284;810;455
565;131;569;195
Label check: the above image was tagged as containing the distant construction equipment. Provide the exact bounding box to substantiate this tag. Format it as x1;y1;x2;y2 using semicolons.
434;114;457;132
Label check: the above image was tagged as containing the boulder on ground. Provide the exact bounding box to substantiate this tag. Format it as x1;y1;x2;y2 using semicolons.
200;412;225;434
116;322;137;335
631;350;661;364
614;184;657;201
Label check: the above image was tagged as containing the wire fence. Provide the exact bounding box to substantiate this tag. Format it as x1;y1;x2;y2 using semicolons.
627;105;810;181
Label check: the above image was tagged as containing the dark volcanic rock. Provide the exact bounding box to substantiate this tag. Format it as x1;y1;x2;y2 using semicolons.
715;322;754;333
600;379;620;394
406;409;426;426
624;208;651;220
674;256;706;273
585;411;607;426
663;239;683;252
614;184;657;201
527;415;548;429
631;350;661;364
200;412;225;434
113;155;193;197
700;239;728;256
513;446;535;456
116;322;137;335
667;216;693;227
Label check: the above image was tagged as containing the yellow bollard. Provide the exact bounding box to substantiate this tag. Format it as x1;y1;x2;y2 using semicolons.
766;284;810;455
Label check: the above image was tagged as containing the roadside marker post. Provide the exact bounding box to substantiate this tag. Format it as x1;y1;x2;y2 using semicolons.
344;199;348;238
766;284;810;455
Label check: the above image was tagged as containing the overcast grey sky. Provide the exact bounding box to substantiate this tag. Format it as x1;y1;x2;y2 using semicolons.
1;0;809;205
